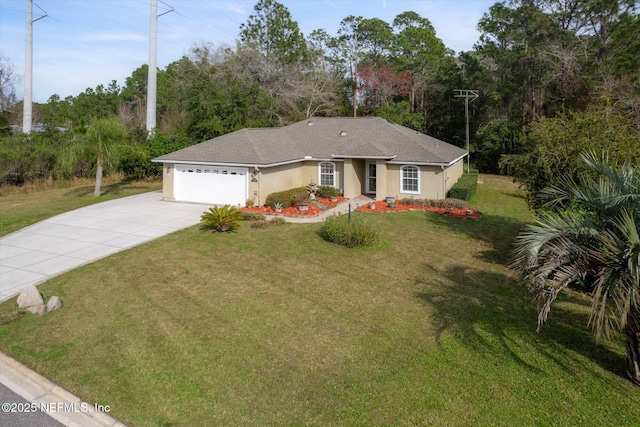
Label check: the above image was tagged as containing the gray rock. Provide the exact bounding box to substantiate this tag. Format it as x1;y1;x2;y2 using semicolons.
16;285;44;310
46;296;63;312
25;304;46;315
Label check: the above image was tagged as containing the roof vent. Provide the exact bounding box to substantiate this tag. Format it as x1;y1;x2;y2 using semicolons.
339;130;347;137
435;141;439;148
307;120;314;126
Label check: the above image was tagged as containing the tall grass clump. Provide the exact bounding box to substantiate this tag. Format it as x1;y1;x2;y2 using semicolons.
318;214;381;248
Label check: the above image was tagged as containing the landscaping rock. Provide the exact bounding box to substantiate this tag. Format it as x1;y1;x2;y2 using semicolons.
17;285;45;315
29;304;46;316
47;296;63;312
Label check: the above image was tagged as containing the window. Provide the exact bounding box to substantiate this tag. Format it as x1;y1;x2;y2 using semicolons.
401;166;419;193
319;162;335;187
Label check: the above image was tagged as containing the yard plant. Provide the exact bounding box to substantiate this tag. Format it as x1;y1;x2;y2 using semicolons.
447;171;478;200
512;152;640;385
1;175;638;426
318;213;381;248
200;204;243;232
265;186;308;208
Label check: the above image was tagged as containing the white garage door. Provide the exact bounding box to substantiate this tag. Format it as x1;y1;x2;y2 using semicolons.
174;165;248;206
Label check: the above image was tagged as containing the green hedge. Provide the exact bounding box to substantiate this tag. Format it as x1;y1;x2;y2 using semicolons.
316;185;341;198
447;172;478;201
265;187;308;208
399;198;469;209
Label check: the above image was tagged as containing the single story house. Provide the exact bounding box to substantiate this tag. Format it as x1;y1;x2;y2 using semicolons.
152;117;467;206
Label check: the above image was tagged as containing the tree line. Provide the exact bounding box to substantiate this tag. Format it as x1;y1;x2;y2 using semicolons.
0;0;639;195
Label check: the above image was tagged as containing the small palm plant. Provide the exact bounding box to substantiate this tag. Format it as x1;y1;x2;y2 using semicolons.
511;151;640;385
200;205;244;232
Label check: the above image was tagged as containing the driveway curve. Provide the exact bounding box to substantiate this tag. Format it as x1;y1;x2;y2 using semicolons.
0;191;206;302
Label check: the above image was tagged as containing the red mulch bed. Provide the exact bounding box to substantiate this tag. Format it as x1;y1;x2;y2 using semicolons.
356;200;482;219
241;196;347;217
317;196;347;208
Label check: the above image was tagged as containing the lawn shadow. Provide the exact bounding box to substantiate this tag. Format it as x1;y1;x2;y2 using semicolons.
414;262;629;388
500;189;526;200
427;212;529;266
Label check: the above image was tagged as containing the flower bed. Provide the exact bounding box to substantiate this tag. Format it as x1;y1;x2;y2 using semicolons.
357;200;482;219
241;196;348;217
241;204;321;217
317;196;346;208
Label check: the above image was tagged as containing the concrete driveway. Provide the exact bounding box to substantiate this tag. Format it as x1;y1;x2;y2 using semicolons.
0;191;206;302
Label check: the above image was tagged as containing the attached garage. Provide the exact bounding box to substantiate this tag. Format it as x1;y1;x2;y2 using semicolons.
173;165;248;206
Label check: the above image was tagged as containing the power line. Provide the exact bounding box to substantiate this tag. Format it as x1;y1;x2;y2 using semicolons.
32;2;49;22
170;9;236;43
454;89;478;174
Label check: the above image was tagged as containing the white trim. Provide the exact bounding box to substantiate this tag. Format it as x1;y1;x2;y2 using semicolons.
318;161;336;187
153;157;345;168
387;153;467;167
332;154;396;160
400;165;420;195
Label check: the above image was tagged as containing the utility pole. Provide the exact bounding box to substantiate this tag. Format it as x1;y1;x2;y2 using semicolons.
146;0;158;134
23;0;47;134
352;31;358;118
454;90;478;173
23;0;33;133
146;0;173;134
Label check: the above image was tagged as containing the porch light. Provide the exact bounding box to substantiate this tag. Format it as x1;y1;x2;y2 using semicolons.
339;130;347;137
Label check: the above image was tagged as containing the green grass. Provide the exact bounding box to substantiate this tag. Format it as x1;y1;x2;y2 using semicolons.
0;177;161;237
0;174;638;426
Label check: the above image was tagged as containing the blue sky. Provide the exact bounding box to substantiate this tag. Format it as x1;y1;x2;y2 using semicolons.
0;0;495;103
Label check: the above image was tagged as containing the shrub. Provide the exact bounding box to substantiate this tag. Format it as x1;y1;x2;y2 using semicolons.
265;187;308;208
447;172;478;201
270;217;286;225
200;205;243;232
250;220;270;229
316;185;341;198
400;197;468;209
241;211;266;221
318;214;381;248
440;198;469;209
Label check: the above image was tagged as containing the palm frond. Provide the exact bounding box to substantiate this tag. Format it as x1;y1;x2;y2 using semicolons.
511;210;598;330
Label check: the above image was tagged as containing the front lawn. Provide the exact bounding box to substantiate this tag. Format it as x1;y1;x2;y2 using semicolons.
0;175;638;426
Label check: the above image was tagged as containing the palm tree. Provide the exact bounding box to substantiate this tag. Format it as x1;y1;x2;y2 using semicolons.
57;118;132;196
511;151;640;385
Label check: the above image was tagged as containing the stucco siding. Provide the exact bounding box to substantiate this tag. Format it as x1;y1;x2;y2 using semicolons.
420;166;447;199
387;164;449;200
255;162;306;205
255;161;343;205
343;158;365;198
162;163;176;201
445;158;464;192
160;157;465;205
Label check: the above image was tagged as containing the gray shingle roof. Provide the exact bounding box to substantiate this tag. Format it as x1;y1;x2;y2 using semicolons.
153;117;467;166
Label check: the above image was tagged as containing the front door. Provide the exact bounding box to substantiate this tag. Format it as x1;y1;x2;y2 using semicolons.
366;161;377;194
